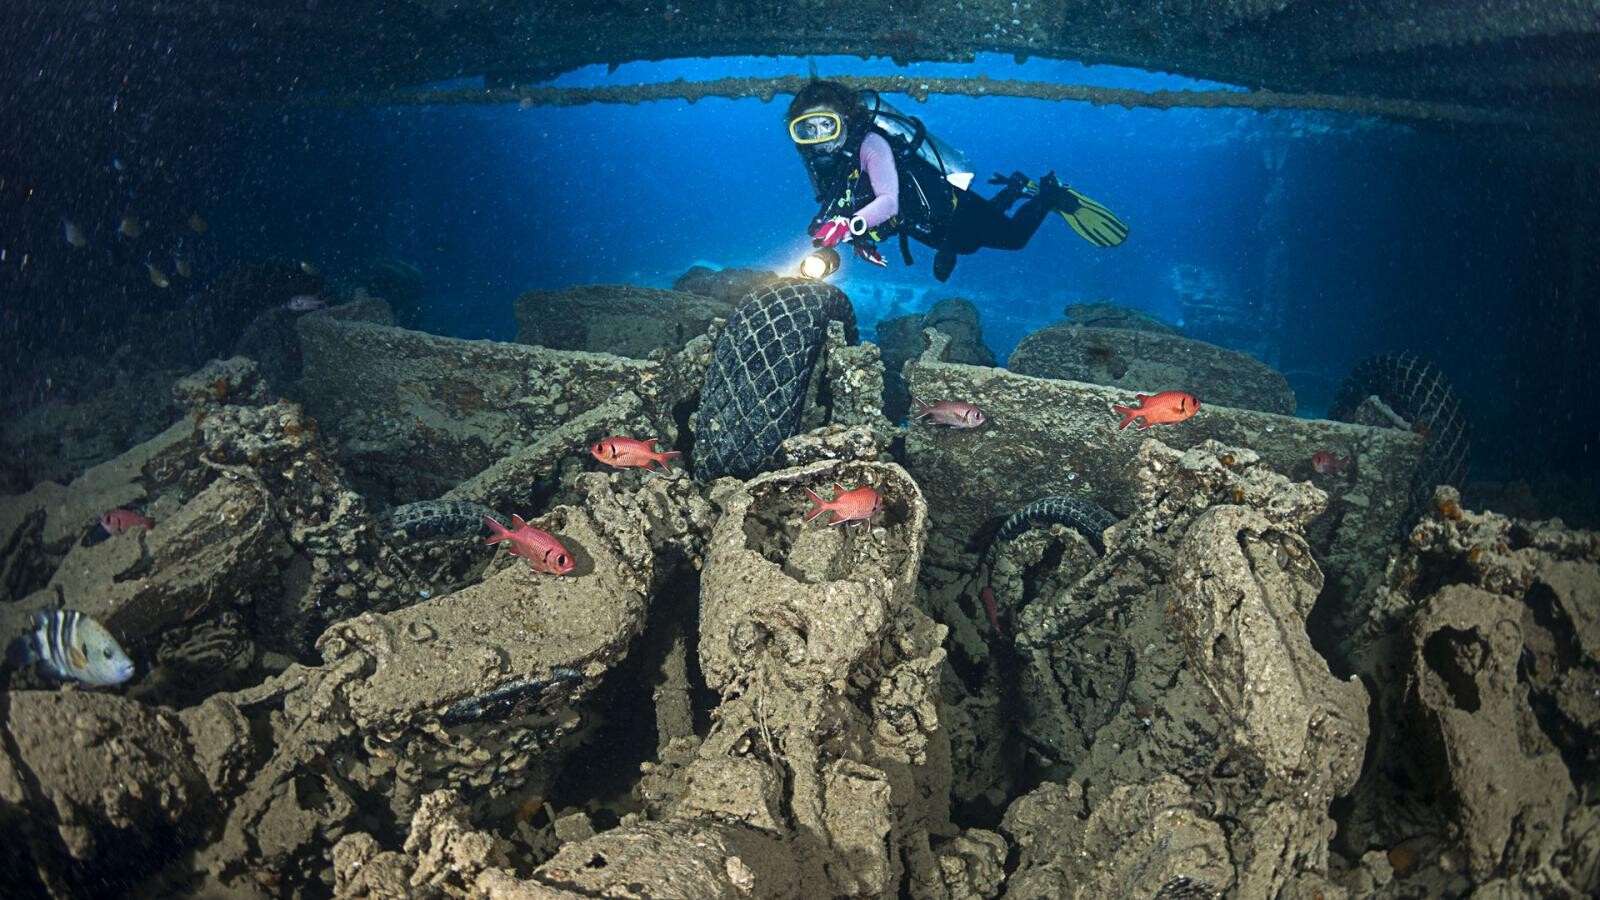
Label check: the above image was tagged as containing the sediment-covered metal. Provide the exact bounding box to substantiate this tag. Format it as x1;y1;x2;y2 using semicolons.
1009;323;1297;415
296;316;687;505
666;458;956;895
515;283;741;358
905;329;1422;605
1005;439;1368;897
2;691;211;892
1336;487;1600;895
326;458;980;897
3;270;1597;897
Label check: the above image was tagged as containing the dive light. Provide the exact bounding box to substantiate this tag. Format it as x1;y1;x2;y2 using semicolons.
799;247;841;280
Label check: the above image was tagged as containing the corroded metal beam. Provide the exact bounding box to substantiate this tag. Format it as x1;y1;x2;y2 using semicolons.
318;73;1535;128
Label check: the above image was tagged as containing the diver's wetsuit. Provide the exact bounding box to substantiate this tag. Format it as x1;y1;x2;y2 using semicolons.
940;182;1054;254
810;131;1055;282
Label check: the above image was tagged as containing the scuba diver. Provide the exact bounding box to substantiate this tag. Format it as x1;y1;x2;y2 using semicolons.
787;79;1128;282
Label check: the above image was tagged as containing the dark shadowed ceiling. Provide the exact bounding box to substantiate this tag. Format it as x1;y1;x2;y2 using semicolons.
3;1;1597;139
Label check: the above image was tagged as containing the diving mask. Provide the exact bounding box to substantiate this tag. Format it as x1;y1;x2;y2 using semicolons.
789;110;843;145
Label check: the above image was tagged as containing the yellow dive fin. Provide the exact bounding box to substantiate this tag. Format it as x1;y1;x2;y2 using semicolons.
1026;179;1130;248
1056;187;1129;247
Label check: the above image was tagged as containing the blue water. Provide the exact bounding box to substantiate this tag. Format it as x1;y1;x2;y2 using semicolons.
220;53;1274;349
210;52;1574;485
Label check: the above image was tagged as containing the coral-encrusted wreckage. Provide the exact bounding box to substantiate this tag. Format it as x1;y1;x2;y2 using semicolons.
1;270;1597;899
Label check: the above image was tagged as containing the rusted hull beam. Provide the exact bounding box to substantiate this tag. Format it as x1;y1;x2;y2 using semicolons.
311;73;1533;127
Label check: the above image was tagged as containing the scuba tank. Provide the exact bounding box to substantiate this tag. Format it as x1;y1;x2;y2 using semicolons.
859;90;975;191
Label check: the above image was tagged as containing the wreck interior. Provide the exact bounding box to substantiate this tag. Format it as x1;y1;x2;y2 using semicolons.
2;2;1600;899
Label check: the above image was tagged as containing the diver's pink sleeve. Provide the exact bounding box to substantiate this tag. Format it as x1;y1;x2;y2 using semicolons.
854;132;900;228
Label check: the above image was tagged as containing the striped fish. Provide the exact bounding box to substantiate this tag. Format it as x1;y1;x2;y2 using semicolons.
5;609;134;686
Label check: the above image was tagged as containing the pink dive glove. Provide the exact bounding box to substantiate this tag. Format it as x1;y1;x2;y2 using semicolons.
812;216;852;248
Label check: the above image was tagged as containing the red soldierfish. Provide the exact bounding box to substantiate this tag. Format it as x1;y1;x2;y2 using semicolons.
980;586;1004;638
99;508;155;536
1112;391;1201;430
912;397;987;428
803;483;882;527
1310;450;1348;475
484;515;576;575
590;436;682;473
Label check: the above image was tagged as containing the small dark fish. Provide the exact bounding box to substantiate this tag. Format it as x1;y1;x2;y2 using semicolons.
1310;450;1347;476
980;586;1004;638
912;397;987;428
100;508;155;536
